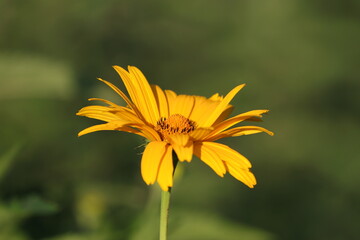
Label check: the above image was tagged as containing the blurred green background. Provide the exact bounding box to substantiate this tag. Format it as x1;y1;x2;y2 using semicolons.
1;0;359;239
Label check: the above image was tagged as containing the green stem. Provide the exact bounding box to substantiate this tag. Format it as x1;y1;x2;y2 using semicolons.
159;189;171;240
159;152;178;240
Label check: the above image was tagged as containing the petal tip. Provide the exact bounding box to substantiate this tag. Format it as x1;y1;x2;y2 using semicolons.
234;84;246;92
113;65;128;73
143;178;155;185
128;65;140;71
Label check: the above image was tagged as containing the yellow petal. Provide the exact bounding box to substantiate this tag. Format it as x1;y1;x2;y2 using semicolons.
78;122;142;137
78;123;115;136
112;108;145;123
77;106;121;122
201;141;257;188
224;161;256;188
212;105;234;125
244;117;263;122
189;96;220;126
201;84;245;127
97;78;142;119
77;113;118;123
114;66;160;125
168;134;193;162
130;123;162;142
88;98;120;107
141;141;168;185
209;93;222;101
172;95;195;119
190;128;214;141
164;90;177;116
78;105;115;113
200;142;251;169
193;142;226;177
223;126;274;136
111;66;140;107
151;84;169;118
77;105;143;124
207;126;274;141
87;98;140;120
208;109;270;138
157;145;174;191
128;66;160;124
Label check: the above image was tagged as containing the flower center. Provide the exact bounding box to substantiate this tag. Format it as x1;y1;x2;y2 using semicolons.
156;114;196;135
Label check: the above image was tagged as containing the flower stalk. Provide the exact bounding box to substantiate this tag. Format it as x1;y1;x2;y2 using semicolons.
159;189;171;240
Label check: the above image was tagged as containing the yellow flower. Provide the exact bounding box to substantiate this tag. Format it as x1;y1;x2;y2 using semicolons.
77;66;273;191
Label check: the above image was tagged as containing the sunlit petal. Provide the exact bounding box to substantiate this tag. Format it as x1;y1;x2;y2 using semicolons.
207;109;270;138
202;84;245;127
193;142;226;177
190;127;213;141
168;134;193;162
141;141;168;185
78;122;142;137
128;66;160;124
97;78;143;119
202;142;256;187
224;161;256;188
212;105;234;125
200;142;251;169
157;145;174;191
189;96;219;126
130;123;162;142
173;95;195;119
164;90;177;117
113;66;160;125
88;98;121;107
151;84;169;118
77;105;143;124
207;126;274;141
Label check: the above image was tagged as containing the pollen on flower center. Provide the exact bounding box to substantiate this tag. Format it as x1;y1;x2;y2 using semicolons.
155;114;196;135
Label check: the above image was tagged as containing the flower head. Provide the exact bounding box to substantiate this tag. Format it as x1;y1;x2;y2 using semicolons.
77;66;273;191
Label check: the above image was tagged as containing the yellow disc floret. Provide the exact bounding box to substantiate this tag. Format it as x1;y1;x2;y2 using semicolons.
156;114;196;135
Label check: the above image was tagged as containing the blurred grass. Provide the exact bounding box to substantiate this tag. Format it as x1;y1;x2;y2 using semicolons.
0;144;21;182
0;0;359;239
0;54;74;99
169;210;274;240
